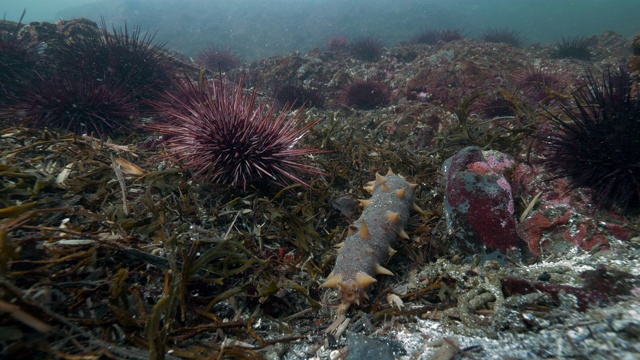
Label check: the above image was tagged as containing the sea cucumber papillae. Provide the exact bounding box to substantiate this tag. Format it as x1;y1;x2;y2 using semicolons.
322;169;421;314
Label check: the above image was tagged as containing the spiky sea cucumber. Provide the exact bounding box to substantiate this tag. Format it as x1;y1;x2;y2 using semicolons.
322;169;421;314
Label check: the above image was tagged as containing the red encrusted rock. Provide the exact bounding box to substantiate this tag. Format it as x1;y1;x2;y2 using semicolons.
502;266;639;312
513;162;627;257
442;146;529;263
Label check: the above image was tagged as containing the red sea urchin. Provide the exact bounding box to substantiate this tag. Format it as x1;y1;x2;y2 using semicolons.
542;68;640;211
148;77;326;190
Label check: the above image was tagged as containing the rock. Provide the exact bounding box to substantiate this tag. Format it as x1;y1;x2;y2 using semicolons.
346;332;395;360
442;146;529;263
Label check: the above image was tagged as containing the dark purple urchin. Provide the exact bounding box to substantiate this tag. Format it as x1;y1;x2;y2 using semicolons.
340;79;390;110
0;11;39;97
514;67;564;105
477;93;517;119
542;68;640;211
349;37;384;62
48;18;175;101
274;83;324;109
147;77;326;190
196;45;242;72
437;29;465;43
551;36;595;61
412;29;440;45
7;70;137;135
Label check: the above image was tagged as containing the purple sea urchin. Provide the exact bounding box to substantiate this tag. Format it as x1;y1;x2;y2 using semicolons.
196;45;242;72
49;19;174;101
148;77;326;190
7;71;137;135
542;68;640;211
514;67;564;105
349;37;384;62
437;29;465;43
274;83;324;109
340;79;390;110
0;11;39;98
551;36;595;61
477;93;517;119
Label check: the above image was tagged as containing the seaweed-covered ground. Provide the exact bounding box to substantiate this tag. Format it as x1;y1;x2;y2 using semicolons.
1;19;640;359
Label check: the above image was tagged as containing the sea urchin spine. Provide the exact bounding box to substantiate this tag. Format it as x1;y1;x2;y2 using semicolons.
543;67;640;211
148;76;326;190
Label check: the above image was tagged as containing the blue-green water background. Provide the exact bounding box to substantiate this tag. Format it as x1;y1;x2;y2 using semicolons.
3;0;639;59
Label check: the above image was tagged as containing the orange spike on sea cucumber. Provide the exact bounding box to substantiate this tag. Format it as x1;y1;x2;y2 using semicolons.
375;172;386;184
375;263;394;276
359;199;372;208
348;225;358;235
386;211;400;224
412;202;425;214
410;183;418;190
388;247;397;256
386;168;394;176
359;220;371;239
355;272;377;288
396;187;407;199
399;229;410;240
363;185;374;193
381;183;390;192
321;273;342;288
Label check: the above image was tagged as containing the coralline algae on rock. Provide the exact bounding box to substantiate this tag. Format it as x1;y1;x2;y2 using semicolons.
442;146;529;263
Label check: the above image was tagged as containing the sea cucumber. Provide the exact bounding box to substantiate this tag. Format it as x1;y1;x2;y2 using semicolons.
322;169;421;314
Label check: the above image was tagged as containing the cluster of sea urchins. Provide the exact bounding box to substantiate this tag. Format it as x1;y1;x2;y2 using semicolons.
148;76;326;190
542;67;640;211
3;18;174;135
